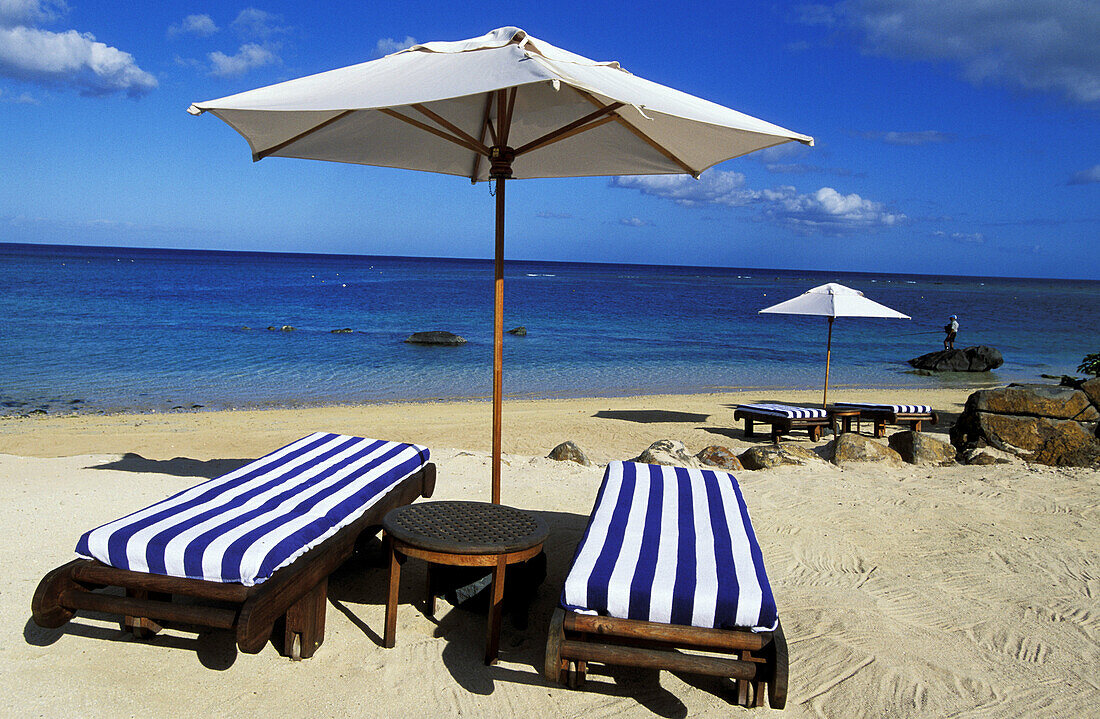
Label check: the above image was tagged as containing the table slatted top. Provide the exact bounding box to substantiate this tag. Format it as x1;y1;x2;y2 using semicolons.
384;501;548;555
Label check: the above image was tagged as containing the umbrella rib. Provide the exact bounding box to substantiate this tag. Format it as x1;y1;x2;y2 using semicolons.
499;88;517;147
253;109;355;161
377;108;488;156
470;93;495;181
572;88;698;177
513;102;625;157
411;104;490;155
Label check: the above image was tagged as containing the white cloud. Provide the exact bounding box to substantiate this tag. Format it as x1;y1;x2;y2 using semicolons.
375;35;418;57
0;25;156;96
815;0;1100;103
0;86;37;102
231;8;287;39
169;14;218;38
535;210;573;219
0;0;65;28
611;172;904;234
1068;164;1100;185
854;130;956;145
209;42;275;76
619;217;652;227
933;230;985;244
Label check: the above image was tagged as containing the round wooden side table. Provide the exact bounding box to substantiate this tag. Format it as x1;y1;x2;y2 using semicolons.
382;500;548;665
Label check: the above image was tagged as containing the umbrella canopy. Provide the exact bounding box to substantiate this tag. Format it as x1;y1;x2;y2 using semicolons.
190;27;813;503
760;283;909;406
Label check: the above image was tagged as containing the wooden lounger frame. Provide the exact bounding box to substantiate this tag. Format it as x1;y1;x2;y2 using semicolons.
32;463;436;660
545;608;788;709
734;407;831;442
856;408;938;438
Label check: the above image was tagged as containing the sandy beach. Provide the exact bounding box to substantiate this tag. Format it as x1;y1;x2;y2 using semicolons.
2;387;1097;718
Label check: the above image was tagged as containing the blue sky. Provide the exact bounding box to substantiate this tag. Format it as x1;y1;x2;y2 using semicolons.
1;0;1097;279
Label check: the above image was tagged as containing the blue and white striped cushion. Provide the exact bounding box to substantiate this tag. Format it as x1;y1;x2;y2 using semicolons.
738;403;828;419
835;402;932;414
562;461;778;632
75;433;429;586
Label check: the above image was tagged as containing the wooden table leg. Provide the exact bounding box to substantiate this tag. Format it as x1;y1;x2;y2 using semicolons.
384;540;403;649
744;418;754;437
484;554;507;665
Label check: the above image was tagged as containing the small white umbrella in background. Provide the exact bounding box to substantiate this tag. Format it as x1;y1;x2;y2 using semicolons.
760;283;909;406
189;27;813;504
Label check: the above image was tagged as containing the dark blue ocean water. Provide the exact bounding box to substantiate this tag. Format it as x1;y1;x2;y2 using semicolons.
2;243;1097;415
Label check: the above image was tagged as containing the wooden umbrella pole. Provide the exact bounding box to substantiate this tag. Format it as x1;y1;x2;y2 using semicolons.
823;316;834;408
491;175;505;505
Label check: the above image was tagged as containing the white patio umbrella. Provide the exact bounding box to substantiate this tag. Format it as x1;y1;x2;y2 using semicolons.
189;27;813;504
759;283;909;407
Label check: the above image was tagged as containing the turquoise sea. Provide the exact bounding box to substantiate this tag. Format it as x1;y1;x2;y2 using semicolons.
2;242;1097;416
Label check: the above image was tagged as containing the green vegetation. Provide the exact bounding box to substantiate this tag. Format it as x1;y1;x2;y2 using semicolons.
1078;352;1100;376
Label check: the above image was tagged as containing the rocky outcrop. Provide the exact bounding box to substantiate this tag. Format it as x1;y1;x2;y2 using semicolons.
507;326;527;336
908;346;1003;372
951;384;1100;467
633;439;700;468
268;325;295;332
887;431;956;466
331;328;353;334
739;444;820;470
1082;378;1100;410
404;331;467;345
827;433;904;466
961;445;1015;465
696;445;743;472
548;441;591;466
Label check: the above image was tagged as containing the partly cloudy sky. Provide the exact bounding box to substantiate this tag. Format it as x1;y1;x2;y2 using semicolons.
0;0;1096;278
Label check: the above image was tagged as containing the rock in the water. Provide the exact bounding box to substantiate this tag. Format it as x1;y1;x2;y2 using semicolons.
908;346;1003;372
404;331;467;346
696;445;743;471
267;325;295;332
827;433;904;466
633;439;700;468
548;441;591;466
962;446;1014;465
507;326;527;336
331;328;353;334
887;431;956;466
739;444;819;470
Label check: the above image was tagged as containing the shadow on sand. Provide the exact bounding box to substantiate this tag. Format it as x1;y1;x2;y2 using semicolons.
86;454;253;479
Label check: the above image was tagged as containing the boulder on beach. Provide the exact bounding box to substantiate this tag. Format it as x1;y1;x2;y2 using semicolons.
908;346;1003;372
404;331;467;346
739;443;819;470
696;445;743;471
827;433;904;466
633;439;700;468
548;440;590;466
951;383;1100;467
888;431;957;466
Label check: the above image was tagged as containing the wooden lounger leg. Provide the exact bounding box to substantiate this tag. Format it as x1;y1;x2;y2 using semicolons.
809;425;822;442
31;559;85;629
744;418;755;437
122;588;166;639
544;608;568;684
766;620;789;710
874;420;886;438
910;420;922;432
284;577;327;661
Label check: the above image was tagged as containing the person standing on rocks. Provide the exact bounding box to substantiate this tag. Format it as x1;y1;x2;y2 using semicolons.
943;315;959;350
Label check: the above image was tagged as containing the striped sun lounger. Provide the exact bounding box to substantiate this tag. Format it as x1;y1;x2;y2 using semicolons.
734;402;832;442
545;462;788;709
834;402;938;437
33;432;436;660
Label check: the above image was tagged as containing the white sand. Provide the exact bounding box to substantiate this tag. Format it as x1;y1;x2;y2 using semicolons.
1;389;1097;717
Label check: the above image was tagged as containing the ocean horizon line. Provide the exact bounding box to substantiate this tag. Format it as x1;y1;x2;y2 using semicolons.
4;241;1097;286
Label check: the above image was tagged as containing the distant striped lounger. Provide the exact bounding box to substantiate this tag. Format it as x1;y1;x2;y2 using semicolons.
734;402;832;441
545;462;788;709
834;402;938;437
32;432;436;660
